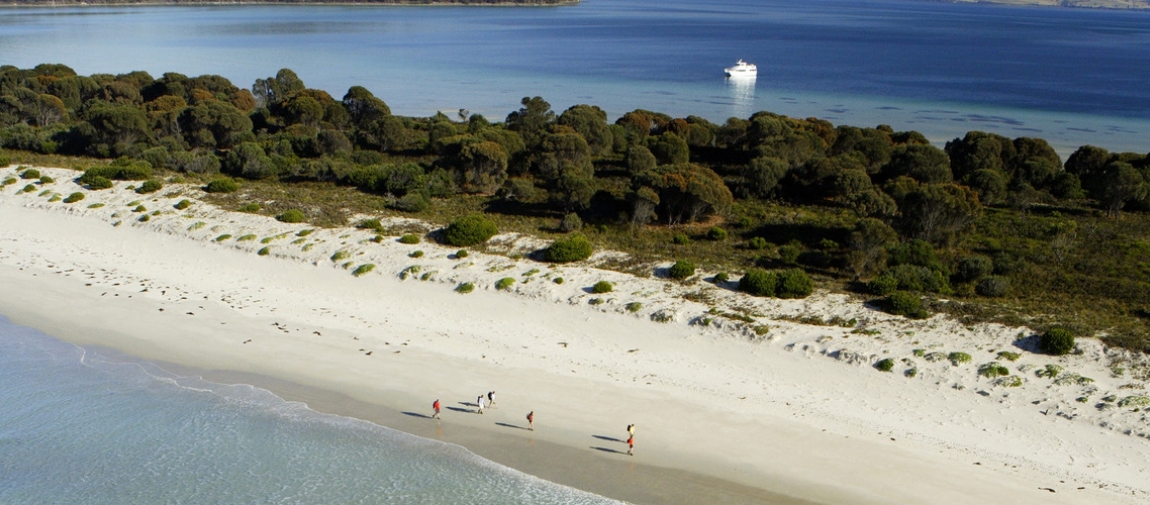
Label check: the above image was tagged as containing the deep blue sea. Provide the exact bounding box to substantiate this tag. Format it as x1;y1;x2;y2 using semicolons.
0;317;621;504
1;0;1149;154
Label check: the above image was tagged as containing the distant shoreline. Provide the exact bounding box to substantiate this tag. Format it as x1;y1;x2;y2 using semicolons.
938;0;1149;9
0;0;578;6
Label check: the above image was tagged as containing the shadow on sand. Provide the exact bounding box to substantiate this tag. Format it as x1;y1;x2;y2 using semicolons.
445;406;474;413
401;411;432;419
592;434;624;443
591;446;628;455
496;422;530;430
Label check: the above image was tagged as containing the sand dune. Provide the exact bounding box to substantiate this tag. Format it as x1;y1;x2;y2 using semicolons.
1;165;1148;504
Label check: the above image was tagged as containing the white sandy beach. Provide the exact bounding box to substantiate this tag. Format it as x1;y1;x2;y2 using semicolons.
1;165;1149;504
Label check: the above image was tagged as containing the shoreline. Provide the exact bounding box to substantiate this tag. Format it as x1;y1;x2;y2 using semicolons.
2;166;1148;504
0;0;580;7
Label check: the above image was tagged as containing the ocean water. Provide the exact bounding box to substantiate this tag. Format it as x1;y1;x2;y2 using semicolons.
0;317;621;505
0;0;1149;154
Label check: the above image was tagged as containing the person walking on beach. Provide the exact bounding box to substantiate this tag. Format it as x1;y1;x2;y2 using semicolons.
487;391;496;409
627;435;634;456
433;399;441;419
627;423;635;438
526;411;534;431
477;395;485;414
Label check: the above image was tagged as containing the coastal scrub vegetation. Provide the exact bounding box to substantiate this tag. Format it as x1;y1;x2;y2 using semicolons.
3;63;1150;353
444;213;498;246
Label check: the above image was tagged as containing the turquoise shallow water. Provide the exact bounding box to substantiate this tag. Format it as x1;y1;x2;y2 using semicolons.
0;316;621;505
1;0;1148;155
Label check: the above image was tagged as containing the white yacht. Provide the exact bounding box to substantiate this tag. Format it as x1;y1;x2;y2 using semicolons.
724;59;757;77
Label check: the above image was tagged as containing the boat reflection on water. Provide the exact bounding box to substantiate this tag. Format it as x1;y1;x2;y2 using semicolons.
726;74;757;119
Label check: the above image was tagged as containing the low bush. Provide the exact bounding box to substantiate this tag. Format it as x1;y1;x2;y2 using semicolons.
1035;364;1063;378
553;277;564;284
496;277;515;290
63;192;84;203
739;269;777;297
39;176;54;184
444;214;498;246
81;159;152;181
133;205;146;213
713;272;729;284
88;203;105;209
20;184;37;193
626;302;642;313
776;268;813;299
948;352;972;365
85;176;113;190
297;229;314;237
399;233;420;244
591;280;613;293
875;358;895;372
867;275;899;296
559;212;583;232
204;178;239;193
237;234;257;241
48;194;61;202
589;297;605;306
215;234;232;241
257;247;270;256
976;276;1010;297
331;250;350;262
357;218;385;233
239;202;260;213
886;291;927;319
409;250;424;258
455;249;468;259
135;180;162;194
707;227;728;241
543;234;593;263
1;177;16;186
777;243;802;264
277;209;305;223
956;255;994;282
748;237;768;250
672;233;691;245
978;362;1010;378
668;260;696;280
352;264;375;277
174;199;192;210
1117;396;1150;408
138;214;150;222
455;282;475;294
1040;327;1075;355
994;375;1023;387
20;168;41;179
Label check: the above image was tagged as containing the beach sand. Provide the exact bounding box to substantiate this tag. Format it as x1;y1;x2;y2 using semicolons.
2;166;1149;504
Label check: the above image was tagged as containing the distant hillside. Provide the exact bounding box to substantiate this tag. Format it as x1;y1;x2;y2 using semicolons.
0;0;577;5
942;0;1149;8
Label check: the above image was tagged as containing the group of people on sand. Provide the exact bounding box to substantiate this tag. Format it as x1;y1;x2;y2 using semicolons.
431;394;634;455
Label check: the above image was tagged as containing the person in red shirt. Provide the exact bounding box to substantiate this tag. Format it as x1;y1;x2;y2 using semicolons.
627;435;634;456
432;399;441;419
527;411;534;431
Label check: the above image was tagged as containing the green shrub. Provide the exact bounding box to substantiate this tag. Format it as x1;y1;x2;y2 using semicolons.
875;358;895;372
496;277;516;290
739;269;778;297
1036;364;1063;378
239;202;261;213
62;192;84;203
956;255;994;282
1040;328;1075;355
543;234;593;263
80;159;152;181
136;179;163;194
748;237;769;250
626;302;642;313
672;233;691;245
204;178;239;193
0;156;9;167
905;368;918;378
88;203;105;209
455;282;475;294
20;184;36;193
39;175;54;184
591;280;613;293
133;205;146;213
86;176;113;190
20;168;41;179
409;250;424;258
1117;396;1150;408
455;249;468;259
138;214;150;222
976;276;1010;297
559;212;583;233
174;199;192;210
444;214;498;246
778;243;802;264
215;234;232;242
948;352;972;365
589;297;605;305
357;218;385;233
996;351;1021;362
399;233;420;244
352;264;375;277
886;291;927;318
331;250;350;262
553;277;564;285
713;272;729;284
277;209;305;223
668;260;696;280
237;234;257;242
257;247;270;256
994;375;1023;387
297;229;314;237
884;264;950;294
707;227;728;241
48;194;61;202
1;177;16;187
776;268;813;299
867;275;899;296
978;362;1011;378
